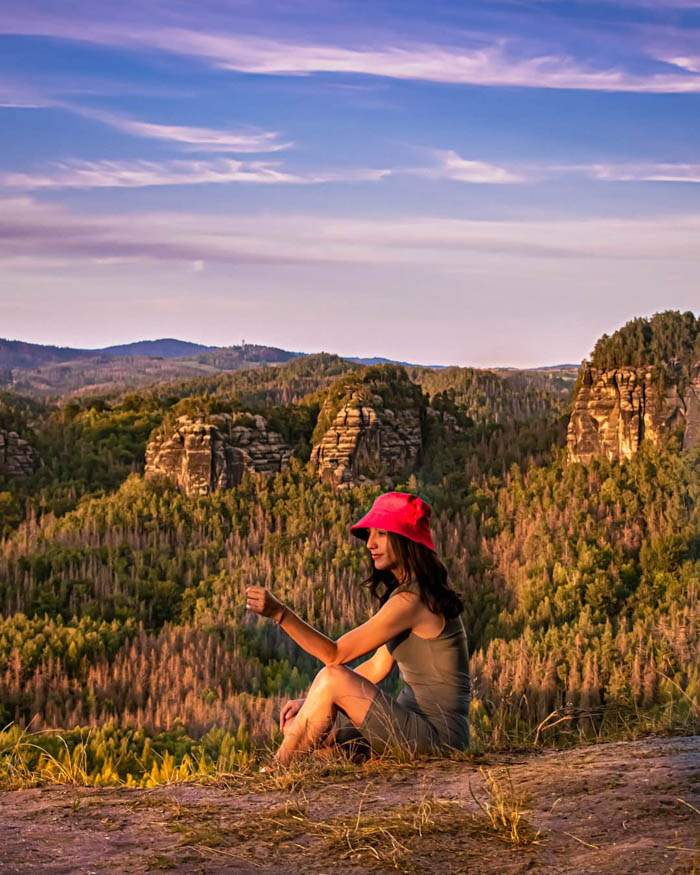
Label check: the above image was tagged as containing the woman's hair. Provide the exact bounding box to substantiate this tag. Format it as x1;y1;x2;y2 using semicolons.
362;532;464;619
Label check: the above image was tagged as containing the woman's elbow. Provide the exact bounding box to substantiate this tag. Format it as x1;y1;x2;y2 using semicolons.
322;644;342;666
324;643;345;666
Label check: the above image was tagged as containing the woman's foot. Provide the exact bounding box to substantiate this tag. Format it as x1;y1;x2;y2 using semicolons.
259;745;339;773
309;745;340;763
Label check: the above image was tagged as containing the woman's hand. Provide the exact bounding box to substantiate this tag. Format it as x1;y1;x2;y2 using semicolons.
280;698;305;731
245;585;285;622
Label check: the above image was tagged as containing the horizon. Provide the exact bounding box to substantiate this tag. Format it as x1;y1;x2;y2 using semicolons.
0;329;625;371
2;1;699;368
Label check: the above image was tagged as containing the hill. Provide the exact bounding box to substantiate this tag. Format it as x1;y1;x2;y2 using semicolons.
0;336;580;399
100;338;214;358
0;336;213;369
0;312;697;818
1;345;305;399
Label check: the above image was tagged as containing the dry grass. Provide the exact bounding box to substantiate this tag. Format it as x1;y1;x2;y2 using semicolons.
1;721;483;792
468;766;539;846
149;760;540;873
1;722;541;870
0;727;96;789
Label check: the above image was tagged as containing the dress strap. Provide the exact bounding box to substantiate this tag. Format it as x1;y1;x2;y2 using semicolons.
391;577;421;597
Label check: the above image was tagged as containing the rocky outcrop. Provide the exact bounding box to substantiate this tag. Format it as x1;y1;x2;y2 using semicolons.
567;364;700;463
311;389;423;488
0;430;41;477
145;413;293;496
425;404;467;436
684;367;700;450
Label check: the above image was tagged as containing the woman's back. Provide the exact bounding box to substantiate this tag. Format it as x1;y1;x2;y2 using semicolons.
386;579;471;749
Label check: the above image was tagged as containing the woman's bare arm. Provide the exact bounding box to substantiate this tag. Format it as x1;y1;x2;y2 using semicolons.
276;591;419;666
353;645;396;683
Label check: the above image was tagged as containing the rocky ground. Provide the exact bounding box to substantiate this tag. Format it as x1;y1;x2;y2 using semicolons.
1;734;698;874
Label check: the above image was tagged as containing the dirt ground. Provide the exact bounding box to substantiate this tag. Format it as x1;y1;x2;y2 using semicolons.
1;734;698;874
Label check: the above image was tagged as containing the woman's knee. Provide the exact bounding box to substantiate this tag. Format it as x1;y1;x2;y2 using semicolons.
310;664;346;696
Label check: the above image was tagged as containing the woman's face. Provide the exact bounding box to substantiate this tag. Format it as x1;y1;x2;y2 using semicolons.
366;528;400;574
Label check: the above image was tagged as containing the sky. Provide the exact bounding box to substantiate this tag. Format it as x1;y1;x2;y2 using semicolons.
1;0;699;367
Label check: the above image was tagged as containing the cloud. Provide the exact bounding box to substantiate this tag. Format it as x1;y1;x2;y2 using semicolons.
413;150;525;183
73;107;292;153
0;158;390;190
0;196;306;266
5;152;699;191
136;31;700;94
3;196;700;271
407;154;700;186
659;56;700;74
0;79;51;108
413;156;700;185
2;10;700;94
590;163;700;183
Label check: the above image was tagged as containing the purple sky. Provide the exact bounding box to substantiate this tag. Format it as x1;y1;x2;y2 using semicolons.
1;0;699;366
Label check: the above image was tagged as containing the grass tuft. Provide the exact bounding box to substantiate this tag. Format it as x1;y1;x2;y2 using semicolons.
468;766;540;846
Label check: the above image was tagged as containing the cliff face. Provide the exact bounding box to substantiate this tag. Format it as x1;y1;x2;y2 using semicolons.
145;413;293;496
567;364;700;463
311;389;423;489
0;430;41;478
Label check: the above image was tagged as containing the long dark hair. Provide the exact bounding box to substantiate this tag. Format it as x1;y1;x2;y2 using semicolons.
362;532;464;619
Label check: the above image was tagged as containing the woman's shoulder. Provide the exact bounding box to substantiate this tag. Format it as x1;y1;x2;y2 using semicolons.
388;578;421;601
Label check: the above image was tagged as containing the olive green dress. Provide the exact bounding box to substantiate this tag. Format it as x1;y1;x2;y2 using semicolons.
331;580;471;757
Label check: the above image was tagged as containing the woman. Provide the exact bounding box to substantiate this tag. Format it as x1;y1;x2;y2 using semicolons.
245;491;470;767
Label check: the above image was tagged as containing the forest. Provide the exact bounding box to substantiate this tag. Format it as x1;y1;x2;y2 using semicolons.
0;311;697;786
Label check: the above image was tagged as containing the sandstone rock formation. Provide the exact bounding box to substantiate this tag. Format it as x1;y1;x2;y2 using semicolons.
425;404;466;436
311;388;423;488
567;364;700;463
145;413;293;496
0;430;41;477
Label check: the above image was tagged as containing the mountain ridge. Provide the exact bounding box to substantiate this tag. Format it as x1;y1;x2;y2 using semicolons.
0;336;577;373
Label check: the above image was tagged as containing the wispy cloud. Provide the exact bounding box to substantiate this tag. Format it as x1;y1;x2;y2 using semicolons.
6;151;699;191
74;106;292;153
0;86;293;153
412;155;700;185
590;163;700;183
410;153;700;186
135;31;700;94
658;55;700;74
0;158;390;190
2;9;700;94
3;196;700;269
0;196;306;266
412;150;525;184
0;79;50;108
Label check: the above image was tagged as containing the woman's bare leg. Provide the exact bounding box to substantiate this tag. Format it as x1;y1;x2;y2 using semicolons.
274;665;378;766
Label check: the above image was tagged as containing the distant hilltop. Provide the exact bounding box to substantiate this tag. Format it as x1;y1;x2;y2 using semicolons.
0;336;575;373
0;337;214;368
0;336;445;371
0;337;215;368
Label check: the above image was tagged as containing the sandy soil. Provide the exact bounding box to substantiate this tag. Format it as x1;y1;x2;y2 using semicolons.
1;734;698;874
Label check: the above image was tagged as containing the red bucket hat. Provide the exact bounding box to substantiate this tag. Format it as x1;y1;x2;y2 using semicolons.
350;491;436;552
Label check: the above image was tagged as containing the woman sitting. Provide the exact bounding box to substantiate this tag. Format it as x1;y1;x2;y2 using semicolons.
245;491;470;767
